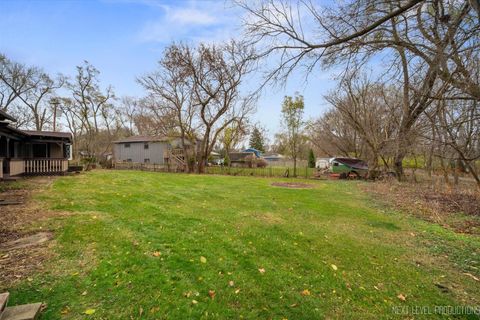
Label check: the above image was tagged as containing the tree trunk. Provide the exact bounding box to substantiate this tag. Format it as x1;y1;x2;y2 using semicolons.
393;151;406;181
439;157;450;186
293;157;297;177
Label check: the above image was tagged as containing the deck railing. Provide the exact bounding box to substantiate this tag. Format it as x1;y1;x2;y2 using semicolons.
5;158;68;176
24;159;68;175
9;159;25;176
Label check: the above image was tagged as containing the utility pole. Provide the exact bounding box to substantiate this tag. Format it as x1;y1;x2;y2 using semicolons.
50;98;60;132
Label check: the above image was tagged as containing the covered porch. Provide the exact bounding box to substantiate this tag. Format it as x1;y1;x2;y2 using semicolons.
0;126;72;179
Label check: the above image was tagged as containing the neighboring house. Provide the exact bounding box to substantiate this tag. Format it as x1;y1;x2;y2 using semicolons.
0;110;72;179
113;136;198;169
228;151;257;167
210;151;223;165
263;153;285;163
244;148;262;158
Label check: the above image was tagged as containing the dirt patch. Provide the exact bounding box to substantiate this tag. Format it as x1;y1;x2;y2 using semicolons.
271;182;315;189
0;232;52;251
0;176;62;290
254;212;285;225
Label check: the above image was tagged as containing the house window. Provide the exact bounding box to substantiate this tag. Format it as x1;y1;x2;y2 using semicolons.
125;143;130;148
126;159;132;162
144;158;150;163
144;143;149;149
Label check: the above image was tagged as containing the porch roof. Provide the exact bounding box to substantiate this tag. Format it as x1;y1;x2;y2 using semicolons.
23;130;72;141
0;109;17;122
0;123;29;140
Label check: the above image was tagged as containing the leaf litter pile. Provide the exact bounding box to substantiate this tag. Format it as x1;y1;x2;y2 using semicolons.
364;179;480;234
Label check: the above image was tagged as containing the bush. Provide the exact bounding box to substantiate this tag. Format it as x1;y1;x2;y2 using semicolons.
257;158;268;168
244;154;256;168
224;154;230;167
308;149;316;168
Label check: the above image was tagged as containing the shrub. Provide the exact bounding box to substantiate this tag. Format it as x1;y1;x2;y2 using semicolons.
257;158;268;168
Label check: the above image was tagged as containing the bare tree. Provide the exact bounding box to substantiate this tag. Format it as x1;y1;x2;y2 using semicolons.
180;41;257;173
117;96;140;136
324;75;402;174
16;71;64;130
0;54;41;127
435;98;480;187
281;93;304;177
139;44;200;172
63;61;115;160
238;0;479;179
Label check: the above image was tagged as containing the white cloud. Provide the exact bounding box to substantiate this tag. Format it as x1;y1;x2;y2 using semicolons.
169;8;217;25
136;1;240;44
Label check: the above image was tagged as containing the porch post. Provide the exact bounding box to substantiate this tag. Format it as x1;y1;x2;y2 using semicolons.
6;138;10;158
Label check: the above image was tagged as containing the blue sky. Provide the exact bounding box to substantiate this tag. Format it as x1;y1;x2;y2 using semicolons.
0;0;338;137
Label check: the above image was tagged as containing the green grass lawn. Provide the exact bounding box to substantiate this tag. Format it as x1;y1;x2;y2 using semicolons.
6;171;480;319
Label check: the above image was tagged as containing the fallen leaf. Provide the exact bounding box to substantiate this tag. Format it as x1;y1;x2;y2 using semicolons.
228;281;234;287
331;264;338;271
139;307;144;316
300;289;311;296
463;273;479;281
235;289;240;294
397;294;406;302
60;307;70;315
208;290;216;299
200;256;207;263
152;251;161;257
191;300;198;305
258;268;266;274
84;309;96;315
81;291;87;296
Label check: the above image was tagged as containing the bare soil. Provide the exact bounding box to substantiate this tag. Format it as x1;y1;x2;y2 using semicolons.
0;177;63;290
271;182;315;189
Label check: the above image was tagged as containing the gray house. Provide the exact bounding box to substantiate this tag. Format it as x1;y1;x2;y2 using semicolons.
113;136;197;169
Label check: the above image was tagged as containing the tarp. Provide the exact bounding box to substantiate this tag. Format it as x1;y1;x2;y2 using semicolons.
334;158;368;170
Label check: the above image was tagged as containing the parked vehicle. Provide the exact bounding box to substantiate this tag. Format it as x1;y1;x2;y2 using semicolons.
330;158;368;178
316;157;369;178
